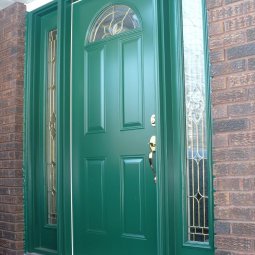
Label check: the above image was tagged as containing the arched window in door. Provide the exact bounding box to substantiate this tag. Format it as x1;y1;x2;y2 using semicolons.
88;5;141;43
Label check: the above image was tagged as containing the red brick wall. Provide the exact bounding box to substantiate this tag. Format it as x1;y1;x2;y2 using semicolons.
208;0;255;254
0;3;25;255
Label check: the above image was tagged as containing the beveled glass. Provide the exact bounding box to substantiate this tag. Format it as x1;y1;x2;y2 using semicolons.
88;5;140;43
46;29;57;225
182;0;209;242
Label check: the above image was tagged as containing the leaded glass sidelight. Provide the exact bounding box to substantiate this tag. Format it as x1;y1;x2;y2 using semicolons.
182;0;209;242
88;5;140;43
46;29;57;225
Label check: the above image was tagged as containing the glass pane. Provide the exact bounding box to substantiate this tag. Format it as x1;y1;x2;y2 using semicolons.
182;0;209;242
88;5;140;43
46;29;57;225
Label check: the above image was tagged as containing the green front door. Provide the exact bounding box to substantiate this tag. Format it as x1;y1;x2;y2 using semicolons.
72;0;158;254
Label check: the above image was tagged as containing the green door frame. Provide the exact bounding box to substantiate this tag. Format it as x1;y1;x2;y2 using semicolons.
24;2;59;254
24;0;214;254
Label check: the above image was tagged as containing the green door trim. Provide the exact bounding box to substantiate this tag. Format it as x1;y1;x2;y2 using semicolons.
24;2;59;254
24;0;71;254
165;0;214;253
56;1;72;255
24;0;214;254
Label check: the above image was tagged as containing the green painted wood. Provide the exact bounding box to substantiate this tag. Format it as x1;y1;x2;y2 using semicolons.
24;11;33;253
23;0;215;254
168;0;214;254
72;1;158;254
24;2;58;254
56;1;72;255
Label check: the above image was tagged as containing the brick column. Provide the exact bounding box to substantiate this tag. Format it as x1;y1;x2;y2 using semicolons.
0;3;25;255
208;0;255;254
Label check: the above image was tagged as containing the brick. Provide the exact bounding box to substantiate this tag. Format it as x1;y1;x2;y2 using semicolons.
214;192;230;205
215;207;255;221
211;77;227;90
213;118;249;133
228;103;255;116
215;236;253;251
215;251;231;255
232;223;255;236
227;42;255;60
230;192;255;205
248;57;255;70
213;134;229;147
215;221;231;234
211;49;225;62
212;88;248;103
214;162;255;176
225;0;242;4
0;3;25;253
249;87;255;99
210;1;255;22
211;59;246;76
229;132;255;146
210;36;224;49
224;14;255;32
0;212;23;223
207;0;223;9
0;170;22;178
0;196;22;205
214;177;242;191
227;72;255;88
243;178;255;191
211;31;246;49
1;231;23;241
251;119;255;129
213;147;255;161
247;27;255;41
209;21;224;35
0;222;23;232
212;105;228;119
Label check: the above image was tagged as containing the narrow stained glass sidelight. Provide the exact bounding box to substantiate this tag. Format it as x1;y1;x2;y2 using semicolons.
182;0;209;242
88;5;140;43
46;29;57;225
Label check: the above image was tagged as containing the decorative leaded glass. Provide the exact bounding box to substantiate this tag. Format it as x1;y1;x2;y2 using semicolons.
182;0;209;242
46;29;57;225
88;5;140;43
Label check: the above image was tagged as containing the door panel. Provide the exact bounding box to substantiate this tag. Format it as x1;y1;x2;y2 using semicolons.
121;157;145;238
120;36;143;129
85;45;106;133
72;0;158;254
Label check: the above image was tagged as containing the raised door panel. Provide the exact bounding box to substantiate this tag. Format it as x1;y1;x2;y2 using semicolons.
85;46;106;134
121;157;145;239
120;36;144;130
84;158;106;233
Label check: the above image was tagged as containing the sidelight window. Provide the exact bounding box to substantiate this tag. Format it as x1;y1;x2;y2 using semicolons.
182;0;211;243
25;6;58;253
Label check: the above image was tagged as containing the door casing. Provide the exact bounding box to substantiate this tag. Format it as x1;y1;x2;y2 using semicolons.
24;0;214;254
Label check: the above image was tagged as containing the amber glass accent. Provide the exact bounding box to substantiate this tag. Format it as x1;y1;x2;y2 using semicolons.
46;29;57;225
88;5;140;43
182;0;209;242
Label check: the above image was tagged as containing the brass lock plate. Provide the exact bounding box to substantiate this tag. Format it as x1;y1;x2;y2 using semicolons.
149;135;156;152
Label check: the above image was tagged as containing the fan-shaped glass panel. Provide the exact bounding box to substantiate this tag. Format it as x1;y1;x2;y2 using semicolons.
88;5;140;43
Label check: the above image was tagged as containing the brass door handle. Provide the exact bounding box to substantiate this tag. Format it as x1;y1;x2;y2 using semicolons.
149;136;156;183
